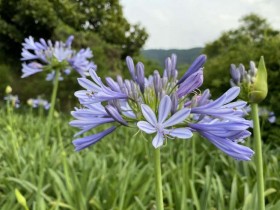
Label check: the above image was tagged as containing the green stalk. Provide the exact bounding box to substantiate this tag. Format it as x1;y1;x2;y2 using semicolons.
251;103;265;210
37;70;60;209
181;140;188;210
191;134;196;181
153;148;164;210
44;70;60;144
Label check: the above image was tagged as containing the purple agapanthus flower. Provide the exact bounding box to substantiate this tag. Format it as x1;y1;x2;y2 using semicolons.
70;54;254;161
21;36;96;80
4;94;20;108
27;98;51;110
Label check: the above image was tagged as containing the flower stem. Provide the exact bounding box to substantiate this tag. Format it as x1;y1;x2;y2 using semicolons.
37;70;60;209
181;140;188;210
153;148;164;210
45;70;60;143
251;103;265;210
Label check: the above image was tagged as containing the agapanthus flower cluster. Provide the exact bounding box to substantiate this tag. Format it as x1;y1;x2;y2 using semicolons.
21;36;96;80
230;57;267;103
27;98;50;110
70;54;254;161
4;95;20;108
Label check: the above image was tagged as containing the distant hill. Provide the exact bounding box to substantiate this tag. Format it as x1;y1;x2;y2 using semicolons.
141;48;203;67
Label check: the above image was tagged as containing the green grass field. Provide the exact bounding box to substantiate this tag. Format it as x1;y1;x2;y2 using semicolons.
0;108;280;210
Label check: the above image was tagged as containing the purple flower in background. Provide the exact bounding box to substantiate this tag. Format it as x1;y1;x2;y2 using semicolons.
70;54;254;160
27;98;51;110
4;95;20;108
21;36;96;80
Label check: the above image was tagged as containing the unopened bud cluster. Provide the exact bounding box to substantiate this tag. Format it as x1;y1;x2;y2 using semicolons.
230;57;268;103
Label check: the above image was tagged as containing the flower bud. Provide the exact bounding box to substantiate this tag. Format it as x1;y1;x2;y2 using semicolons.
249;56;267;103
5;85;12;94
153;70;161;97
177;70;203;98
178;54;206;85
105;105;128;126
15;189;28;210
126;56;136;81
170;93;178;114
165;57;172;78
136;62;145;93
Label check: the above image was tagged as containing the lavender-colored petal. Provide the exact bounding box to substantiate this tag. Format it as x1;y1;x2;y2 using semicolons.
230;64;241;84
73;126;116;151
165;57;172;78
136;62;145;93
89;69;104;87
153;70;161;96
69;117;114;128
158;95;171;123
106;77;121;92
193;87;240;110
38;38;48;49
171;54;177;70
137;121;157;134
167;128;193;139
21;49;39;60
189;120;251;131
222;101;247;109
163;108;190;128
77;78;101;91
140;104;157;126
71;108;108;119
152;132;164;148
197;89;211;106
21;63;43;78
178;54;207;85
126;56;136;81
200;131;254;161
249;61;257;77
170;93;178;114
105;105;128;126
177;70;203;98
66;35;74;47
54;47;72;62
22;36;39;50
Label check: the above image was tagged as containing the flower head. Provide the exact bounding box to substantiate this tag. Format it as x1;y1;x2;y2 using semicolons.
27;97;50;110
4;94;20;108
21;36;96;80
230;56;267;103
70;54;254;160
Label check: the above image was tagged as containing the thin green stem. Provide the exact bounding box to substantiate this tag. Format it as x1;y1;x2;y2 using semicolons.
45;70;60;144
181;140;188;210
37;70;60;209
153;148;164;210
251;103;265;210
191;134;196;181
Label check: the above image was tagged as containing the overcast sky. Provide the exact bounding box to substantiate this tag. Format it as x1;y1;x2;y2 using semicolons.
120;0;280;49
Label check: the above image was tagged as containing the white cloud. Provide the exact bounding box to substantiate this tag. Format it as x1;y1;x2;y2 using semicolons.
121;0;280;49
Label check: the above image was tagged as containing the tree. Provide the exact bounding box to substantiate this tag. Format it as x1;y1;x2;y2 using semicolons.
0;0;148;59
202;14;280;143
0;0;148;105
